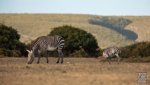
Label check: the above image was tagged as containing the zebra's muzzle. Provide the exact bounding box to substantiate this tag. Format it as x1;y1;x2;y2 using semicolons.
27;57;34;64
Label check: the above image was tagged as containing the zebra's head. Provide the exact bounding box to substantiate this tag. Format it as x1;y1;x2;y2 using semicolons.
102;52;109;58
26;49;34;64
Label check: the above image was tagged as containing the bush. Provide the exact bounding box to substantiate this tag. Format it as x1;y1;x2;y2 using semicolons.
49;25;100;57
0;24;27;56
69;47;88;57
120;42;150;58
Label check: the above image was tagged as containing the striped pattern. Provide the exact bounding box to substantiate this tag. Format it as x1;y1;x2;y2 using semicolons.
27;35;65;64
102;47;121;64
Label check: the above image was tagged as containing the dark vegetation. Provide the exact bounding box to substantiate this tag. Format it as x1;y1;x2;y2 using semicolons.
0;23;150;62
121;42;150;57
89;17;137;40
49;25;100;57
0;24;27;57
120;42;150;62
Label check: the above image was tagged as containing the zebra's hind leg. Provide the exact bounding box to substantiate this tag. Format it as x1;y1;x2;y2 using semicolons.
37;56;41;64
57;50;64;64
56;57;60;63
60;51;64;64
56;50;60;63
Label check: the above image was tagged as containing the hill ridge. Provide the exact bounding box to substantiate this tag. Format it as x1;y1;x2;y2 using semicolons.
0;14;150;48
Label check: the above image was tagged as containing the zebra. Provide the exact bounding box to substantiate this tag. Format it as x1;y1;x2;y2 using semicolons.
97;47;121;64
26;35;65;64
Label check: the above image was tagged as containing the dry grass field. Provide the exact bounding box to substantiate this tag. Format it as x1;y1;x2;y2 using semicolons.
0;57;149;85
0;14;150;48
2;14;150;48
0;14;150;84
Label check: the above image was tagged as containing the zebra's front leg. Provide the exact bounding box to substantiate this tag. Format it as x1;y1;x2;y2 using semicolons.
46;56;49;63
107;57;111;64
45;51;49;63
116;54;120;64
117;57;121;64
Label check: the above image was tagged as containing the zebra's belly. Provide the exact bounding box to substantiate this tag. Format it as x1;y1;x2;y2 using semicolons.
47;46;57;51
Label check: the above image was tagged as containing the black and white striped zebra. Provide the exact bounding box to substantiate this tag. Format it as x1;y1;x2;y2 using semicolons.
26;35;65;64
101;47;121;64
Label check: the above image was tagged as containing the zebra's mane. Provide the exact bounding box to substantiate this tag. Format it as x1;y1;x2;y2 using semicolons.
28;36;46;50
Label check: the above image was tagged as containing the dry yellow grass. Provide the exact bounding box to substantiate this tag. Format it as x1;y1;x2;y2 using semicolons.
0;57;150;85
0;14;136;48
125;16;150;42
0;14;150;48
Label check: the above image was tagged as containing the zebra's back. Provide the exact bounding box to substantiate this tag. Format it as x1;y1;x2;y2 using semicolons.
32;35;65;51
45;35;65;50
29;36;45;50
103;47;120;58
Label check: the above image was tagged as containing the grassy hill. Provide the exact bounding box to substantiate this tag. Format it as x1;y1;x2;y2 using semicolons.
0;14;150;48
125;16;150;41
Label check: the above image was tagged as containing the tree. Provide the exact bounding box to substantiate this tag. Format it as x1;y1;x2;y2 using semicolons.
120;42;150;58
49;25;100;57
0;24;27;56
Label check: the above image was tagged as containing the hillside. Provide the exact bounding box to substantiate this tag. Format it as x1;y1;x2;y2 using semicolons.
124;16;150;41
0;14;150;48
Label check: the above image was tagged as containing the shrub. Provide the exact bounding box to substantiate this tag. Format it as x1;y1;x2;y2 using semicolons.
0;24;27;56
49;25;100;57
120;42;150;58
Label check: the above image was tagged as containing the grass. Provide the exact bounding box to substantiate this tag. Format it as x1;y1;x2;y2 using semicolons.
0;57;150;85
0;14;150;48
0;14;141;48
